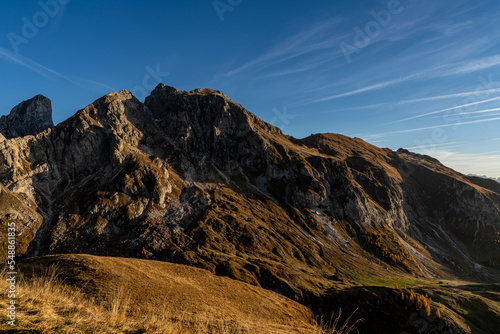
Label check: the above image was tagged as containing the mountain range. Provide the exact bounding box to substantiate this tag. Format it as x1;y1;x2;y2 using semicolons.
1;85;499;333
468;173;500;184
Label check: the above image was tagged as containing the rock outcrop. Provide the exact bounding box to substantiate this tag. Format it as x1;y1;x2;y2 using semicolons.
0;95;54;139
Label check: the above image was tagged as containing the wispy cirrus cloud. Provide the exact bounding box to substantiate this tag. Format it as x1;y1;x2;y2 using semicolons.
312;72;425;102
405;141;464;151
323;102;388;113
255;54;338;80
428;107;500;119
0;47;115;91
361;114;500;140
430;150;500;177
397;87;500;104
212;18;346;81
0;47;53;78
308;54;500;104
321;86;500;113
387;95;500;124
323;88;500;113
445;54;500;75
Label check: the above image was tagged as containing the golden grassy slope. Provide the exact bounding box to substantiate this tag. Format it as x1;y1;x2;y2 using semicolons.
0;254;359;333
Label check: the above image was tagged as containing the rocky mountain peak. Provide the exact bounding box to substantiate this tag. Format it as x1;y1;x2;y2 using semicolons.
65;89;146;132
146;83;281;137
396;148;441;164
0;94;54;139
140;84;285;180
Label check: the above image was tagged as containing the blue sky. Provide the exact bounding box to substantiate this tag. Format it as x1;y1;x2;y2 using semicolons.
1;0;500;177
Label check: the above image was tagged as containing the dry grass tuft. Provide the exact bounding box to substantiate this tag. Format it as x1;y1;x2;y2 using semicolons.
317;309;363;334
0;263;360;333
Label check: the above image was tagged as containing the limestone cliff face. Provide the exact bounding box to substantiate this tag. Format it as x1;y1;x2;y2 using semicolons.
0;94;54;257
1;85;500;298
0;95;54;139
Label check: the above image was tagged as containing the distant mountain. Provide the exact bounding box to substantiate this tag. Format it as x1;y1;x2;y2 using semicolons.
468;173;500;183
1;84;499;333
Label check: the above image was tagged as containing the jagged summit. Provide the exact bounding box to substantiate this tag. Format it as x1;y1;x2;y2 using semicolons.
0;94;54;139
397;148;441;164
145;84;282;158
149;84;281;135
149;84;226;97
